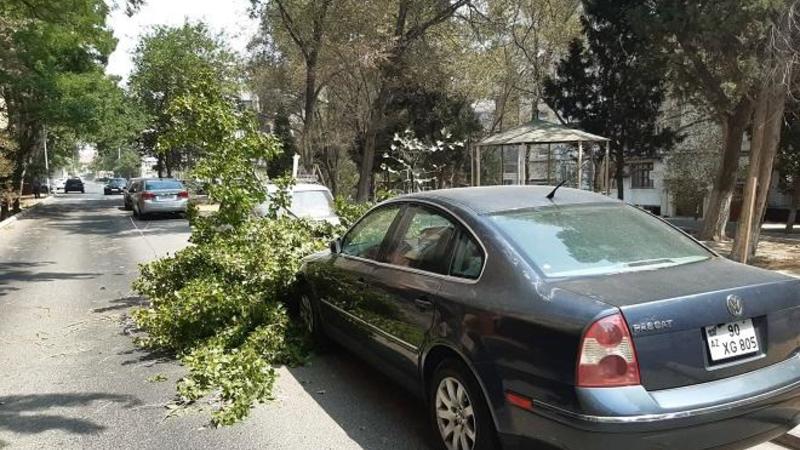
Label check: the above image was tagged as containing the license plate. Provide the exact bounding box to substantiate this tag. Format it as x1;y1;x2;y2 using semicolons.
157;195;176;201
704;319;759;361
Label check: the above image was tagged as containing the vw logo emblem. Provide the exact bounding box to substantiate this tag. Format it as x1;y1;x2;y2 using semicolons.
726;295;744;318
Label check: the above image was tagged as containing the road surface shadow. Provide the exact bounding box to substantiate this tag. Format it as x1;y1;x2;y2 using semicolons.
288;349;435;450
38;199;188;237
91;296;146;314
0;392;141;436
0;261;99;297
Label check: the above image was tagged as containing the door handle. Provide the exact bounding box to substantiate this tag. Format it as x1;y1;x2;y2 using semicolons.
414;297;434;311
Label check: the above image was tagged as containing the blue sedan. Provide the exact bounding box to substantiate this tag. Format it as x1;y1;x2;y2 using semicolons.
297;186;800;450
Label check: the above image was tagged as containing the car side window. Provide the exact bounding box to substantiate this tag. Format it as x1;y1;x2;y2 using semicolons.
385;206;457;275
341;205;401;261
450;231;484;279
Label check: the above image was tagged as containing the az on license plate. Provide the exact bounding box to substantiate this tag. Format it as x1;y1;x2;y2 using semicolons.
704;319;759;362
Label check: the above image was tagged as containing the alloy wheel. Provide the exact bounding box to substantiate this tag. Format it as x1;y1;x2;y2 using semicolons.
435;376;476;450
299;294;314;334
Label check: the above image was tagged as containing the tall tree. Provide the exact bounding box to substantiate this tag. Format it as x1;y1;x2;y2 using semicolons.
129;22;239;177
355;0;471;201
732;2;799;260
631;0;783;241
544;0;678;200
251;0;335;171
0;0;120;214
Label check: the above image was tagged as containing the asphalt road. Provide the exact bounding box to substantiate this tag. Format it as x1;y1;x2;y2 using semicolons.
0;182;433;449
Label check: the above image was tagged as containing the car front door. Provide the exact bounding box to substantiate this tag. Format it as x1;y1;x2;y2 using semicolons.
315;204;404;360
367;203;462;384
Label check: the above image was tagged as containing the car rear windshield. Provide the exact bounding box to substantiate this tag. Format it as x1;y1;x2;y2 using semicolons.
489;203;712;277
145;180;183;190
291;191;334;217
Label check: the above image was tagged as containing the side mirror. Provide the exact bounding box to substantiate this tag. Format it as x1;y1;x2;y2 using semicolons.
329;238;342;254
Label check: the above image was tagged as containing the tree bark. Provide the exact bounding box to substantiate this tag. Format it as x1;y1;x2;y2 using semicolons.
732;85;784;261
746;88;786;256
356;69;392;201
731;87;770;262
614;145;624;200
699;98;754;241
300;61;318;171
787;180;800;233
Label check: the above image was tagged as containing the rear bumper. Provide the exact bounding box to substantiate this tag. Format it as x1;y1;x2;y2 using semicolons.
501;355;800;450
140;199;187;214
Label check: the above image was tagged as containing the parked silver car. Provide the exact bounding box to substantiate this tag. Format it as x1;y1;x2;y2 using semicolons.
129;178;188;218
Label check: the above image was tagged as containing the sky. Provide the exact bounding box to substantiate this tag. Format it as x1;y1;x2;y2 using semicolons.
106;0;260;84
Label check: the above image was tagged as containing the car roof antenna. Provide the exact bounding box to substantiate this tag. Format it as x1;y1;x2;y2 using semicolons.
546;180;568;200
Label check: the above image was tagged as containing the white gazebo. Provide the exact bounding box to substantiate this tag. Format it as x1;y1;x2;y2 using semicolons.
473;120;611;193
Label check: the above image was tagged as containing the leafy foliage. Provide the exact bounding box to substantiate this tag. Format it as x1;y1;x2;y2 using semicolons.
0;0;130;213
381;128;464;192
133;215;332;424
131;83;373;423
129;22;240;177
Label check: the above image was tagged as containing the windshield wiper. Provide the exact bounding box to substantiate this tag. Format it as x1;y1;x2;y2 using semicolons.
625;258;675;267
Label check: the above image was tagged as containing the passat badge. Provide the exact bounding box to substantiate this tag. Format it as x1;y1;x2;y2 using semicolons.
726;295;744;318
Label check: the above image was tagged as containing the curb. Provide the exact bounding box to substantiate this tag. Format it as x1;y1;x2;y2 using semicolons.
0;195;55;231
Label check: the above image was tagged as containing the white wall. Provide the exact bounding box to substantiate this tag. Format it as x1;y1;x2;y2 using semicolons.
609;160;674;215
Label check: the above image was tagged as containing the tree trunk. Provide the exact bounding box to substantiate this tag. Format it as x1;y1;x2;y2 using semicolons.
300;61;318;171
731;87;770;262
156;154;165;178
356;86;389;201
746;87;786;256
614;146;624;200
699;99;753;241
787;180;800;233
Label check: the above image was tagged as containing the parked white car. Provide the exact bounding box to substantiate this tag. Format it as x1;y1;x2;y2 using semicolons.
52;178;66;192
254;183;340;225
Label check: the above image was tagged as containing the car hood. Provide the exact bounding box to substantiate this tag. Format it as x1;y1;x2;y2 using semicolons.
546;257;794;307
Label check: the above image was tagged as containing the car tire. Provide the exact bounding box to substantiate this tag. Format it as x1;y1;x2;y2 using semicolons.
429;359;498;450
81;190;85;193
298;290;329;350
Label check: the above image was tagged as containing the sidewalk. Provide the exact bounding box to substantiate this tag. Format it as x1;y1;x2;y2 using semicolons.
0;194;53;229
666;217;800;277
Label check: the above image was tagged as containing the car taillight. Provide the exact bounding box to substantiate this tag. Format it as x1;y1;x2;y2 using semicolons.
178;191;189;199
142;191;156;200
577;313;640;387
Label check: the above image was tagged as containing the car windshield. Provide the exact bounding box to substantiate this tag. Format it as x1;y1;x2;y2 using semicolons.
145;180;183;190
489;203;712;277
111;179;126;186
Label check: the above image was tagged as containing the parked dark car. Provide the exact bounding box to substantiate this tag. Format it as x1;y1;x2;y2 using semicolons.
296;186;800;450
64;177;84;193
104;178;127;195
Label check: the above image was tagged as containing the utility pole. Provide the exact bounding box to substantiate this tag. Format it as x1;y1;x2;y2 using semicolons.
43;125;51;195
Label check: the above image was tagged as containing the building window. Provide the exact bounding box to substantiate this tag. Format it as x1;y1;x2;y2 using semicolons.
631;162;654;189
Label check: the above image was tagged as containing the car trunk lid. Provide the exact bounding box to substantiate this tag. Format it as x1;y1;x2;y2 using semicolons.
550;258;800;390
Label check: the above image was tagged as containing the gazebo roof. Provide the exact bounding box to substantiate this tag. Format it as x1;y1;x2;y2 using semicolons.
478;119;609;146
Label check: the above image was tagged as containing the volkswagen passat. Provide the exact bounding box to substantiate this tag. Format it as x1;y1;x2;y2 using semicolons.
296;186;800;450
